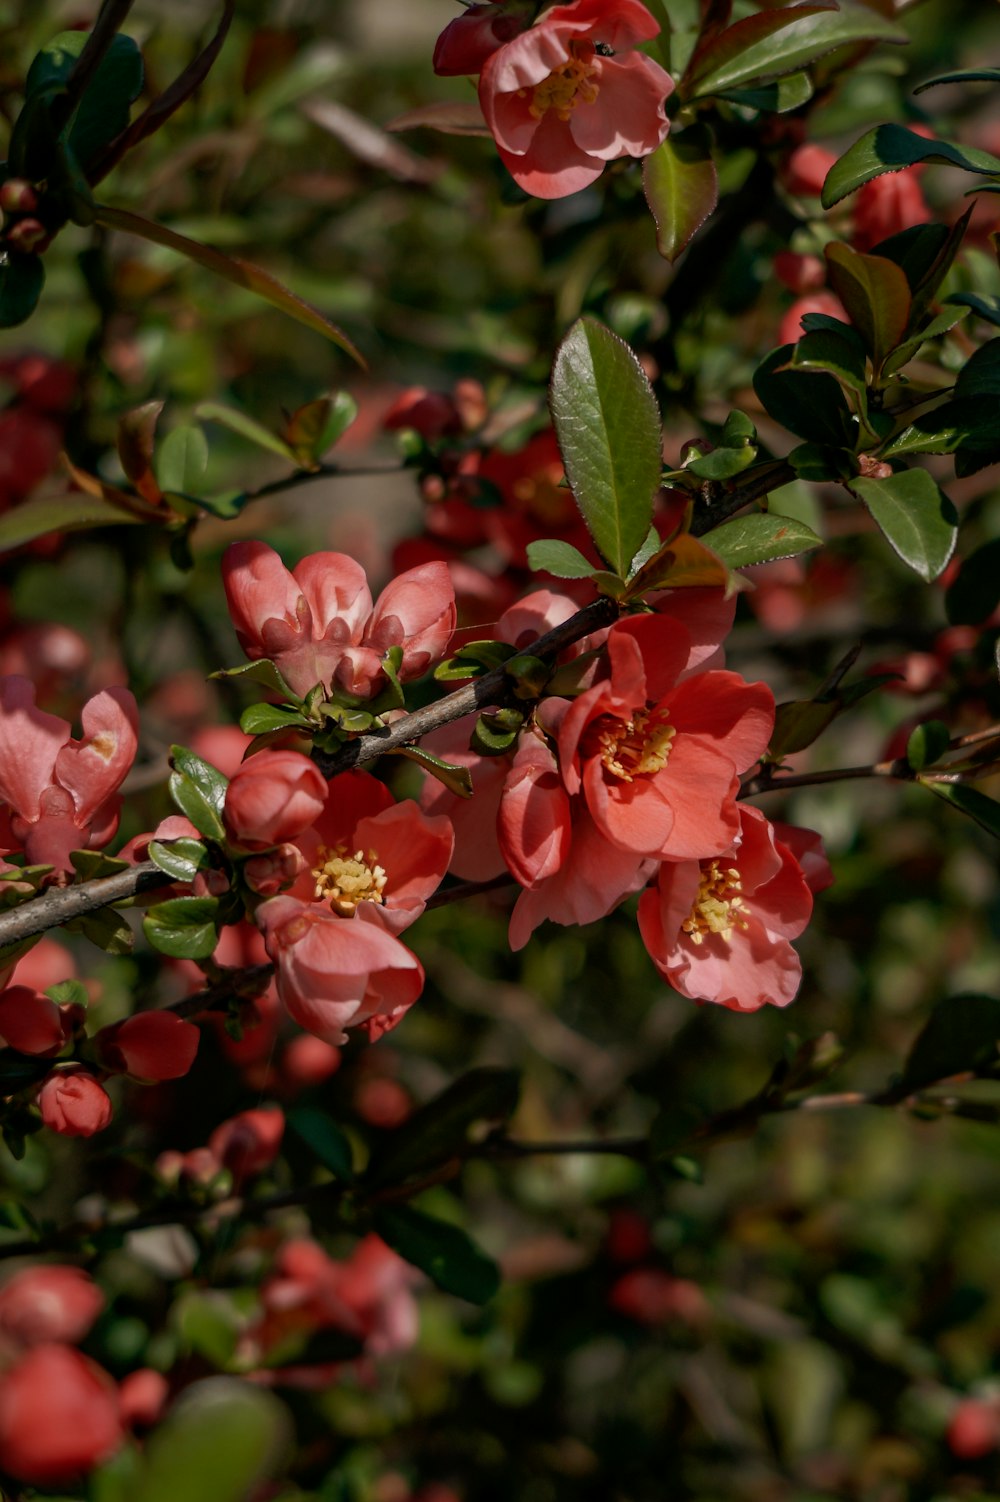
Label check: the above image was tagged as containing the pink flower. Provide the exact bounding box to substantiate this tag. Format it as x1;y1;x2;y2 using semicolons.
852;168;930;252
223;749;328;850
97;1011;200;1082
0;985;71;1055
777;290;849;347
258;895;424;1044
118;1369;169;1431
636;806;817;1012
222;541;455;701
0;1266;103;1348
556;615;774;860
0;1345;123;1484
434;0;534;77
0;677;138;872
780;142;837;198
37;1069;113;1137
208;1106;285;1186
478;0;673;198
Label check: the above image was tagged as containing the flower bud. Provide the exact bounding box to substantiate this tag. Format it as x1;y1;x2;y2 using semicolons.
118;1368;169;1430
0;1344;123;1484
0;985;71;1055
5;217;51;253
0;1266;103;1347
208;1107;285;1186
97;1011;200;1083
223;750;327;850
38;1070;113;1137
0;179;39;214
244;842;310;896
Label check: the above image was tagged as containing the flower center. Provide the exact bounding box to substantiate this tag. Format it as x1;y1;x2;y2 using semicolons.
528;40;600;122
682;862;748;946
312;844;387;917
594;708;676;782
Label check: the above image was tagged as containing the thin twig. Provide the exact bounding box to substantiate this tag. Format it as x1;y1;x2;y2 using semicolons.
0;863;168;948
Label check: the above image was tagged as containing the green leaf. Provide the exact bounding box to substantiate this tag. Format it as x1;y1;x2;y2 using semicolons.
881;396;997;459
949;292;1000;329
684;444;756;480
210;659;299;702
945;539;1000;626
955;338;1000;399
822;124;1000;209
283;392;357;460
143;896;220;960
168;745;229;842
825;243;911;372
0;253;45;329
719;70;814;113
924;781;1000;841
642;125;718;264
434;640;518;681
128;1377;291;1502
287;1106;354;1180
157;425;209;495
69;850;129;880
901;993;1000;1090
702;512;822;569
239;703;312;736
906;720;951;773
374;1204;500;1305
94;204;367;366
881;304;968;378
174;1290;242;1368
65;908;133;955
390;746;474;799
148;837;211;884
685;3;906;98
0;491;147;553
195;402;297;462
45;979;89;1010
753;346;853;445
525;539;600;579
367;1068;520;1190
779;326;868;409
851;469;957;582
26;32;143;171
768;699;840;759
915;68;1000;93
549;317;662;577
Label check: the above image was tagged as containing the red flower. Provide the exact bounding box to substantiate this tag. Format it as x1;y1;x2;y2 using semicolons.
118;1368;169;1431
223;749;328;850
0;677;138;872
434;0;534;77
37;1069;113;1137
0;1266;103;1347
0;1345;123;1485
0;984;71;1055
208;1106;285;1186
637;807;817;1012
222;541;455;701
98;1011;200;1083
478;0;673;198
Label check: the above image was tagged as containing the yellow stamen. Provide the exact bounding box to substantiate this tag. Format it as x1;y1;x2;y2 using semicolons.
529;40;600;122
682;862;748;946
594;709;676;782
312;844;387;917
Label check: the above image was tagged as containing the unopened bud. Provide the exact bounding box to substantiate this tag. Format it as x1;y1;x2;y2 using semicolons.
0;180;39;215
6;218;50;254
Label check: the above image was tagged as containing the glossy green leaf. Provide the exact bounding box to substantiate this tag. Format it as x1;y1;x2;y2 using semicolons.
901;993;1000;1090
642;125;718;264
526;539;600;579
157;425;209;495
45;979;89;1010
753;346;853;445
143;896;220;960
94;204;367;366
779;326;868;408
148;837;211;884
881;397;997;458
434;640;518;681
239;703;312;736
69;850;129;880
949;292;1000;329
945;539;1000;627
914;68;1000;94
906;720;951;773
287;1107;354;1180
26;32;143;171
767;699;840;760
684;444;756;480
822;124;1000;209
0;253;45;329
390;746;475;798
720;70;814;113
881;304;968;378
955;338;1000;399
128;1377;291;1502
367;1068;521;1190
685;3;905;98
168;745;229;842
549;317;662;577
210;659;299;702
702;512;822;569
924;782;1000;841
65;908;133;955
0;492;148;553
283;391;357;459
375;1204;501;1305
195;402;297;462
825;243;910;371
851;469;957;582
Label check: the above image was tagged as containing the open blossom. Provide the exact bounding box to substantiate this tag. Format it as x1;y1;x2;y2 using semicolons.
556;614;774;861
478;0;673;198
222;541;455;701
637;806;820;1012
0;677;138;871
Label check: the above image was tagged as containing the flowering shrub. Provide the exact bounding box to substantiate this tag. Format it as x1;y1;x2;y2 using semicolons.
0;0;998;1497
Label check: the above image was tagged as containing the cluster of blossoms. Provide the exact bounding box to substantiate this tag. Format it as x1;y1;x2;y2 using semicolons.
433;0;673;198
